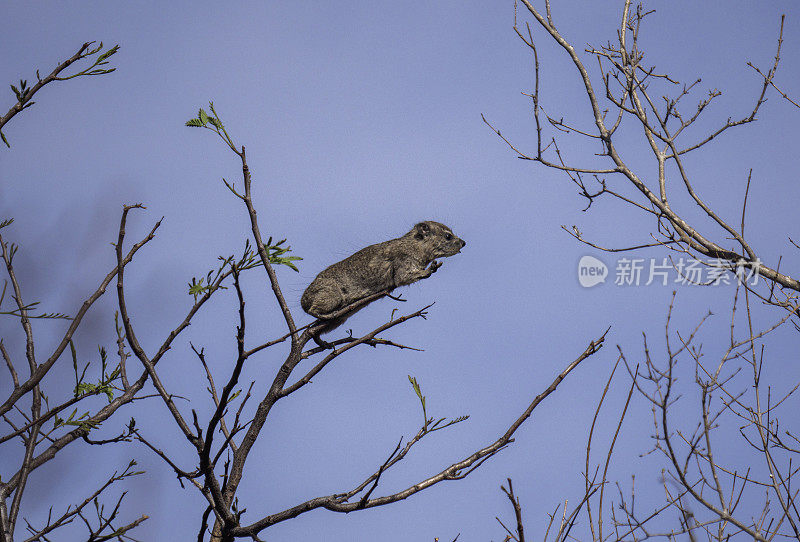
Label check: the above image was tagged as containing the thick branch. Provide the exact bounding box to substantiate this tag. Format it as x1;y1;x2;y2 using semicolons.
232;330;608;536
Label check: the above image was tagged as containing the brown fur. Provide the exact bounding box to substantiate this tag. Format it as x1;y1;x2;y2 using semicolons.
301;221;465;327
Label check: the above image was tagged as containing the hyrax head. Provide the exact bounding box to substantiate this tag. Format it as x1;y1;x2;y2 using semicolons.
409;221;466;259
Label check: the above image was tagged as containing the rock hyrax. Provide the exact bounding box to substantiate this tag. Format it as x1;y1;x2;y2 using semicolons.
301;221;466;323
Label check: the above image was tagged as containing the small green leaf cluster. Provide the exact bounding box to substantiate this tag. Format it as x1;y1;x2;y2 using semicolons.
55;42;119;81
408;375;469;433
1;221;72;318
185;106;224;130
3;41;119;148
53;408;98;431
10;80;32;105
185;101;238;152
187;239;302;300
72;342;121;404
5;80;35;146
188;275;221;303
265;237;303;272
0;280;71;321
0;301;71;320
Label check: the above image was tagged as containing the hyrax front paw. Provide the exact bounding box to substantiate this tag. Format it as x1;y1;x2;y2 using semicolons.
428;260;442;273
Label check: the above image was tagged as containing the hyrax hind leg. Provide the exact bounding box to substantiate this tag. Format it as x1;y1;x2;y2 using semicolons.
304;286;347;349
305;285;345;319
309;314;350;349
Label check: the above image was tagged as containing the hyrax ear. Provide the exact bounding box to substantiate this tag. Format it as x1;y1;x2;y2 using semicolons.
414;222;430;240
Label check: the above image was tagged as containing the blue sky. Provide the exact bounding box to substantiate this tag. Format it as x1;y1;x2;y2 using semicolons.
2;2;799;540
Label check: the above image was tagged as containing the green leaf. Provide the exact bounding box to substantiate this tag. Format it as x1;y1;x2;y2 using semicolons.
408;375;423;399
271;256;302;272
186;118;205;128
188;278;206;296
96;44;120;63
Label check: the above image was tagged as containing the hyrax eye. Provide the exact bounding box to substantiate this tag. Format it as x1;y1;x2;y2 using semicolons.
445;233;452;240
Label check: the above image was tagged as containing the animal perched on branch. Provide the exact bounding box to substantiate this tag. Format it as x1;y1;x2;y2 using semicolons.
301;221;465;336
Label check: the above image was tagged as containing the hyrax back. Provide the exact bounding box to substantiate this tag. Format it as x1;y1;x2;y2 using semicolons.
301;221;465;320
